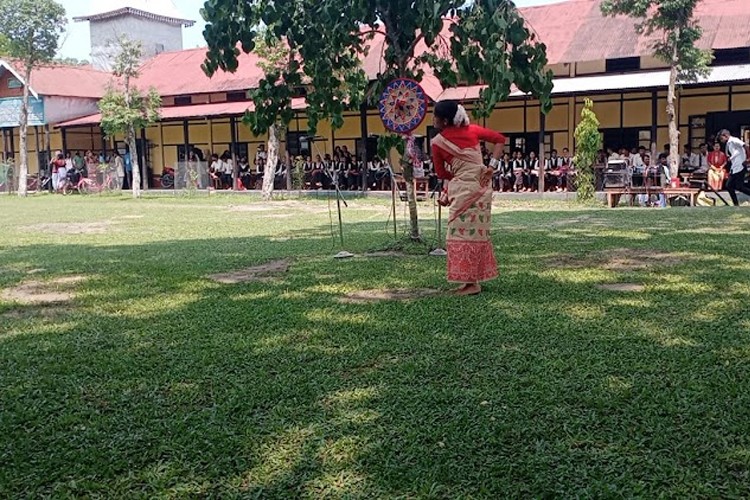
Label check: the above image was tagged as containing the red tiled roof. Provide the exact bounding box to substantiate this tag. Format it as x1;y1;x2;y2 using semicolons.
0;60;111;99
137;30;445;100
134;48;265;96
56;98;307;128
521;0;750;64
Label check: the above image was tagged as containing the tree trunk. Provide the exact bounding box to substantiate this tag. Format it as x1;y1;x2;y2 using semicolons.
17;65;32;197
262;125;279;201
128;126;141;199
286;151;292;191
402;160;420;240
667;36;680;181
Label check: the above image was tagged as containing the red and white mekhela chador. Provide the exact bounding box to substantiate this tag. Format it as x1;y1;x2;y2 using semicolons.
431;124;506;283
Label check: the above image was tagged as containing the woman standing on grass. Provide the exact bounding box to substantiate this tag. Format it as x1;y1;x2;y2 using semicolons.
431;100;506;296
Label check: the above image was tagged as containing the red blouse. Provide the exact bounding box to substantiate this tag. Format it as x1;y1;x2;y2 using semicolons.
708;151;727;168
431;124;506;180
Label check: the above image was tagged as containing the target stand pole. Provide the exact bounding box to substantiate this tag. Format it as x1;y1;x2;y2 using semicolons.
332;172;355;259
430;182;447;257
390;169;398;239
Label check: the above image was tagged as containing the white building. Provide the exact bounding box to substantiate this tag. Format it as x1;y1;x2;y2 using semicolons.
74;0;195;71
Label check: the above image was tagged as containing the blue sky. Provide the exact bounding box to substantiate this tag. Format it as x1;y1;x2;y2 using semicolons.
57;0;565;61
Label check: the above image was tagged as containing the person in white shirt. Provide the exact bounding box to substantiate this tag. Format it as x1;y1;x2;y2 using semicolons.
719;129;750;206
255;145;267;174
221;152;234;188
607;147;620;162
632;146;646;171
689;143;709;172
209;154;223;188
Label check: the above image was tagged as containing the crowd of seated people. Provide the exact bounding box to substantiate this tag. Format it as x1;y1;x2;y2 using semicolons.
197;137;743;195
484;146;577;192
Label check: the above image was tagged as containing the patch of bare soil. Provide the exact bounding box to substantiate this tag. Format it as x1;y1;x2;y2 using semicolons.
597;283;645;292
596;249;688;271
1;305;71;320
362;251;408;258
26;222;114;235
547;249;691;272
339;288;442;304
1;275;87;305
208;259;290;284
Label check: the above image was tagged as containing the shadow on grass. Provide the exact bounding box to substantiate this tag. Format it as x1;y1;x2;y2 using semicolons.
1;210;750;497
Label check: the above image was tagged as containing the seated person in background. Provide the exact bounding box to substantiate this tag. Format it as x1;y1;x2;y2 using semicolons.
545;150;560;192
311;154;326;189
558;147;575;192
492;151;505;191
333;154;347;189
526;150;540;192
680;145;694;172
620;147;632;167
707;142;728;191
647;153;669;188
511;150;526;192
607;147;620;162
424;159;439;191
209;154;223;188
691;143;709;173
632;146;647;172
221;152;234;188
274;158;287;189
347;159;361;190
302;155;314;187
239;156;252;189
500;153;513;192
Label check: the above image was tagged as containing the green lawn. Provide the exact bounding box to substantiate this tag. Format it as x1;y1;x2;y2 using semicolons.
1;194;749;498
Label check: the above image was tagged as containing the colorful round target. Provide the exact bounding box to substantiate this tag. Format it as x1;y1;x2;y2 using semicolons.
378;79;428;134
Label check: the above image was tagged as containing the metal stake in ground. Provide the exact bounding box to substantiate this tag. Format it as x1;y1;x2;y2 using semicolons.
309;138;355;259
430;180;447;257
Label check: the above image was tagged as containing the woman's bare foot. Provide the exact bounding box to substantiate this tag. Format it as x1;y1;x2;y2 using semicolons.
455;283;481;296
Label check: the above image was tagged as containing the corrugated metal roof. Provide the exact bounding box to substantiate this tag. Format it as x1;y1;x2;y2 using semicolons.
437;64;750;101
521;0;750;65
56;98;308;128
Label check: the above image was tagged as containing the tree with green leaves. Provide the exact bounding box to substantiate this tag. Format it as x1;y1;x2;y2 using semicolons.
0;0;66;197
202;2;366;201
99;37;161;199
202;0;553;238
574;99;601;202
54;57;90;66
601;0;712;180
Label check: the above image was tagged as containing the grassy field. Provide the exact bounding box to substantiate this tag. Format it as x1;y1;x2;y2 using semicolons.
1;193;749;498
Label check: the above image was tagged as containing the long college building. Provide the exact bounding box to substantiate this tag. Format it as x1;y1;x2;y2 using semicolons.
1;0;749;180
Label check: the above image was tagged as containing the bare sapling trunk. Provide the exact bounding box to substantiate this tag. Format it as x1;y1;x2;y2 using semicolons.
262;124;279;201
17;65;32;197
128;127;141;199
402;159;420;240
667;36;680;182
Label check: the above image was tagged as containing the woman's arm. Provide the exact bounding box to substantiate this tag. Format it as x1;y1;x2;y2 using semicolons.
431;144;454;180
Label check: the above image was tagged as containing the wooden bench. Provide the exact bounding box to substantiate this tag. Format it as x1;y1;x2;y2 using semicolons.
605;187;652;208
605;187;700;207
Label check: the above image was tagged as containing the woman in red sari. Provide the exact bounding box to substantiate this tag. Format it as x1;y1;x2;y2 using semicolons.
707;142;728;191
431;100;506;296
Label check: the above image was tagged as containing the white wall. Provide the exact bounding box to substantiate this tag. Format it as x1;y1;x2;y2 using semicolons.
89;15;184;71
